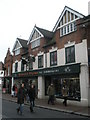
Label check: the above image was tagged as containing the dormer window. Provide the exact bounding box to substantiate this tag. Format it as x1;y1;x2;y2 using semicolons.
15;49;20;56
60;21;76;37
31;38;40;49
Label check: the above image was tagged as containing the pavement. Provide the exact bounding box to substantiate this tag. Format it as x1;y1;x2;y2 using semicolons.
2;93;90;117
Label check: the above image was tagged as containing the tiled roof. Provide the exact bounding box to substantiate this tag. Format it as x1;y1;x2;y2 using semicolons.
17;38;28;48
36;26;54;39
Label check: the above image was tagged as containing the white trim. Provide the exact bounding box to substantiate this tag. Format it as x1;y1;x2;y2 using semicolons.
53;6;84;32
58;18;79;29
12;39;22;52
30;36;42;43
38;51;44;56
28;26;44;44
64;41;75;48
49;47;58;52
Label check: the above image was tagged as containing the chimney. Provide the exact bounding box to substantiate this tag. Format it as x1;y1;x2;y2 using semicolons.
88;1;90;15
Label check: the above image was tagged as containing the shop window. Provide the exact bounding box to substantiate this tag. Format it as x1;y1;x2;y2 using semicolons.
38;55;43;68
45;76;80;101
50;51;57;66
15;62;18;72
65;46;75;64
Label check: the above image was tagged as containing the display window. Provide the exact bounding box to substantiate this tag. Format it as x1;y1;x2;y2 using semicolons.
45;75;81;101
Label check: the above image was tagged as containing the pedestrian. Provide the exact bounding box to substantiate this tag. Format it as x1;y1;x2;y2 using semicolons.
62;85;68;106
47;83;55;105
28;84;36;112
16;83;25;115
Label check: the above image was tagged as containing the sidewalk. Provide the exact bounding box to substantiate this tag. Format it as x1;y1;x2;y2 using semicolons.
2;94;90;117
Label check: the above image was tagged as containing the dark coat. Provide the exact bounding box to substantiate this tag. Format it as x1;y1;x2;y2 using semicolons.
17;87;25;104
28;87;35;101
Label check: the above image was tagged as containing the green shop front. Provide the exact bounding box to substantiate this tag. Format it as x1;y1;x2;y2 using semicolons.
38;63;81;101
12;63;81;101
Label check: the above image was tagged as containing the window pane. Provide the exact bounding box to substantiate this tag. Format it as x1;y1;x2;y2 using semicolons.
50;51;57;66
71;46;75;62
38;55;43;68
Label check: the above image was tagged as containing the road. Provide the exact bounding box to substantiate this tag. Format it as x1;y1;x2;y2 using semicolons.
2;99;88;119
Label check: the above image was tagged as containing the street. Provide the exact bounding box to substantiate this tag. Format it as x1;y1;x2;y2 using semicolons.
2;99;88;119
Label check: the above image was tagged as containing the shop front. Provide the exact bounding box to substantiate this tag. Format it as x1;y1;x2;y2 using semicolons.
2;76;12;94
38;63;81;101
12;71;38;96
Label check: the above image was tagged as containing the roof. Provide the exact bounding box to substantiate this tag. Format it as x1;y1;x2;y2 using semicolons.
28;25;54;44
53;6;85;32
17;38;28;48
36;26;54;39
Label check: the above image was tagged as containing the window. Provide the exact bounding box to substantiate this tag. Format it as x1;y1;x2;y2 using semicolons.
29;61;33;70
38;55;43;68
50;51;57;66
21;61;24;71
15;62;18;72
45;76;81;101
60;22;76;37
31;39;40;49
15;49;20;56
65;46;75;64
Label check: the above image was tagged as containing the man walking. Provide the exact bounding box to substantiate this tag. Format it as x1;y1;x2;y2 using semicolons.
47;83;55;105
28;84;36;112
17;83;25;115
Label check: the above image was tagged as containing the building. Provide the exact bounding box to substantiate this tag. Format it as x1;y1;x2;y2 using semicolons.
3;48;13;93
0;62;4;91
5;5;90;106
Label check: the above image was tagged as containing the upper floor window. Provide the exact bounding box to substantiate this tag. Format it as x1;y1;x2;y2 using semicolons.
65;46;75;64
15;62;18;72
60;22;76;37
50;51;57;66
38;55;43;68
15;49;20;56
31;39;40;49
21;61;24;71
29;61;33;70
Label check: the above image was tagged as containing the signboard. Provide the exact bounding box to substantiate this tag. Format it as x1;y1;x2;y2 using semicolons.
12;63;80;78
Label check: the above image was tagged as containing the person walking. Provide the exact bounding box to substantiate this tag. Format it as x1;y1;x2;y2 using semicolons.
47;83;55;105
28;84;36;112
17;83;25;115
62;85;68;106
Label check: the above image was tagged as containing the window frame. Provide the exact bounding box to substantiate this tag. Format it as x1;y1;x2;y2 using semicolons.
15;62;18;72
38;55;43;68
65;46;75;64
50;51;57;66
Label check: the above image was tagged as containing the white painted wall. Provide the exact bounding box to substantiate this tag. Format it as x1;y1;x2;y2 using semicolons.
80;65;89;106
18;61;21;72
57;48;65;66
47;52;50;67
75;39;88;64
38;76;45;99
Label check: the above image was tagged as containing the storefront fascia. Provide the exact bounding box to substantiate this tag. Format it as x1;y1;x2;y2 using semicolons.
12;63;80;100
12;63;80;78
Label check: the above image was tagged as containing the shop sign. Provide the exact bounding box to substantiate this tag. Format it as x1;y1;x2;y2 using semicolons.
13;71;38;77
38;63;80;75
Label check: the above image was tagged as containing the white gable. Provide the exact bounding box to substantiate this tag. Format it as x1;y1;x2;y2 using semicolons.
12;39;22;51
28;25;44;44
53;6;84;32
